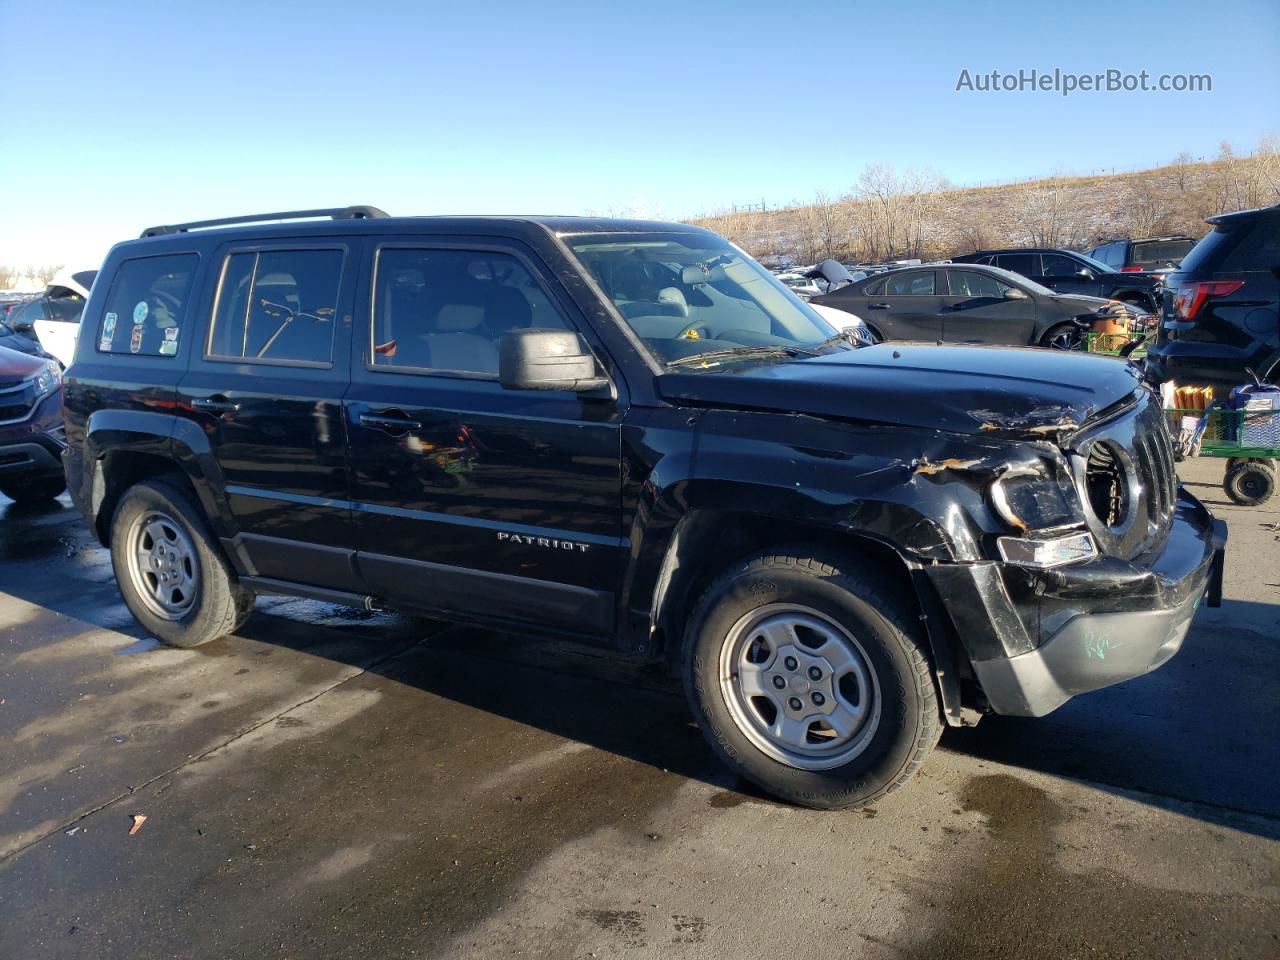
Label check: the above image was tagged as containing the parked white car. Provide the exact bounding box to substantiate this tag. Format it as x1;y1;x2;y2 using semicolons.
31;268;96;367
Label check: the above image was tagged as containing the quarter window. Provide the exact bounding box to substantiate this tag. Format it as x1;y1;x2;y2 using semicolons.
97;254;198;357
208;249;343;364
372;248;570;375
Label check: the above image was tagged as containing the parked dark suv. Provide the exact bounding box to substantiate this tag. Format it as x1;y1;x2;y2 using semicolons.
1145;204;1280;391
1087;236;1197;274
62;208;1226;809
951;248;1164;312
0;343;66;502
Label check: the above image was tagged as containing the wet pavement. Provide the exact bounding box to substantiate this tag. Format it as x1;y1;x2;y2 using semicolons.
1;458;1277;959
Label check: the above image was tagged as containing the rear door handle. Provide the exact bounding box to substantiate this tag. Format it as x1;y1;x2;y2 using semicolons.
868;302;891;309
359;412;422;435
191;396;240;414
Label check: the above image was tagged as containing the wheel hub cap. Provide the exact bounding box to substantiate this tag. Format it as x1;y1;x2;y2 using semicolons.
125;511;199;620
719;604;881;771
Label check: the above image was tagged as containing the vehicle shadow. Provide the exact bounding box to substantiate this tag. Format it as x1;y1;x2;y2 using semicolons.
4;498;1276;830
941;597;1280;839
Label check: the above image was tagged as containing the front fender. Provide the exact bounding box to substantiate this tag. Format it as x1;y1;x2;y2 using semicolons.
623;409;1036;642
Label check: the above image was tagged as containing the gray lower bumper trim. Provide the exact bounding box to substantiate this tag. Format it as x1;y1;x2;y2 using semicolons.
0;441;63;475
972;596;1201;718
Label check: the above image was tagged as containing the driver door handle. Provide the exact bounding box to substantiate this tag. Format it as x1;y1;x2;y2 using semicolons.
360;412;422;435
868;302;891;309
191;396;240;414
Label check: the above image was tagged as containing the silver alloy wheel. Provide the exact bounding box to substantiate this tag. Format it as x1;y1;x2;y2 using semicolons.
1046;327;1084;350
124;510;200;620
718;603;881;770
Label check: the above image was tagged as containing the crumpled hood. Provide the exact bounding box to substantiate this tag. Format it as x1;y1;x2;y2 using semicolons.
656;342;1143;437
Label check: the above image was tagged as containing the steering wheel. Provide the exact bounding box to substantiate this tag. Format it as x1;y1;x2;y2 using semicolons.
673;318;712;341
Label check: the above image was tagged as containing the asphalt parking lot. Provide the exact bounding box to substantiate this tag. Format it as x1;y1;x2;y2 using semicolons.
1;458;1277;960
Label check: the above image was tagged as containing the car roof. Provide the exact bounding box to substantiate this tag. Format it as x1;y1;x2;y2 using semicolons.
1206;203;1280;226
966;247;1076;255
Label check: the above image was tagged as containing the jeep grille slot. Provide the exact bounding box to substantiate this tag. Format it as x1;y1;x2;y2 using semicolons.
1070;393;1176;560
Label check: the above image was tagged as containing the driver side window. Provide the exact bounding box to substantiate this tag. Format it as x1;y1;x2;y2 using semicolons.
1041;254;1081;277
948;270;1007;298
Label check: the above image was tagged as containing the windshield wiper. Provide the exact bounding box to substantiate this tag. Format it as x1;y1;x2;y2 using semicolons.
809;327;869;351
665;345;807;368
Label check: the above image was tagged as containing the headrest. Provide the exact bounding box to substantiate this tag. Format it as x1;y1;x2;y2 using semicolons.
656;287;689;318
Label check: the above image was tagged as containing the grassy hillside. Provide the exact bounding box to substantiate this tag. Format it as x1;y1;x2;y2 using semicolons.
691;141;1279;267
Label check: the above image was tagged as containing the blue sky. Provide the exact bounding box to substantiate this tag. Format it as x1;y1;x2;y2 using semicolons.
1;0;1277;269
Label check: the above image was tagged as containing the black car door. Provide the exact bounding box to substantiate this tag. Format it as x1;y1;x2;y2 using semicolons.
344;240;626;637
174;239;360;589
1040;252;1106;298
861;270;945;340
938;269;1038;344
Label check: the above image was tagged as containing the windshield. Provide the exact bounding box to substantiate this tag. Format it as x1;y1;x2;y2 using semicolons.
564;232;836;365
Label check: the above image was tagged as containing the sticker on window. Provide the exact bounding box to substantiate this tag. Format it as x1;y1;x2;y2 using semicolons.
100;312;117;351
133;301;149;324
130;324;143;354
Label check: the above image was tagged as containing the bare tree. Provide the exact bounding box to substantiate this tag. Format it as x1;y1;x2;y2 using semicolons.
27;264;63;287
0;265;20;290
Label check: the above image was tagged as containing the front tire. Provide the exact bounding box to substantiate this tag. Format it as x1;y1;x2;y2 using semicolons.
110;478;252;648
683;551;941;809
1040;323;1085;351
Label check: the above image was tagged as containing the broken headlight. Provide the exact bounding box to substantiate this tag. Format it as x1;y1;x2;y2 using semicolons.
988;461;1095;568
988;462;1083;534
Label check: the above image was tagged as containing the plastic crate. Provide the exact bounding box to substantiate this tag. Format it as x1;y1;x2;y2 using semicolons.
1226;384;1280;448
1164;407;1280;458
1084;331;1146;357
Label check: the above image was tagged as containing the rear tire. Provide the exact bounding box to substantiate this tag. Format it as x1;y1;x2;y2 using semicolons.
110;477;252;648
1224;460;1276;507
0;475;66;503
683;550;941;810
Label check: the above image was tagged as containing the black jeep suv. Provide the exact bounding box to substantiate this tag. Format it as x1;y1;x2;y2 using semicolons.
62;208;1226;809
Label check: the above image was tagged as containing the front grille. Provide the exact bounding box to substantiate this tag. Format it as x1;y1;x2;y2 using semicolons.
1067;392;1177;559
0;382;34;424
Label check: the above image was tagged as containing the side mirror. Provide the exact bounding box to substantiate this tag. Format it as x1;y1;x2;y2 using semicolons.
1003;286;1028;300
499;328;610;394
1076;268;1094;279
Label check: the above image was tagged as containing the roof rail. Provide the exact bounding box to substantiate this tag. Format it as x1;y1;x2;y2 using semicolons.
140;206;390;238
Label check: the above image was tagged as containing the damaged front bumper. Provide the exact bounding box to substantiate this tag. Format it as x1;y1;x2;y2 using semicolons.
926;488;1226;718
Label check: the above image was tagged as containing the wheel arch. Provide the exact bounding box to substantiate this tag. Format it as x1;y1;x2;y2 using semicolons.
81;411;234;550
646;507;971;726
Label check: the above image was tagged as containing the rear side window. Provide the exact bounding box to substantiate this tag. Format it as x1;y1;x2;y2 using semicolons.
208;249;343;364
885;271;935;296
995;253;1039;276
97;254;198;356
